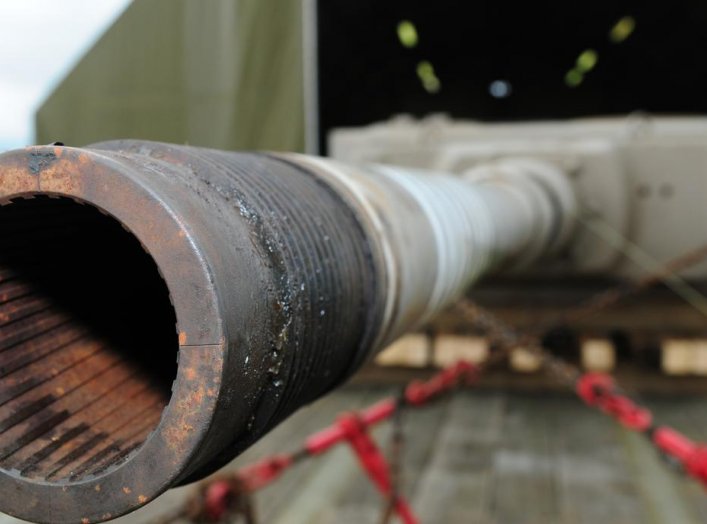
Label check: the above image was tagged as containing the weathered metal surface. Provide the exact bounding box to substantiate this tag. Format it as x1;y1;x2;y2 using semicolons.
0;142;574;523
0;142;385;524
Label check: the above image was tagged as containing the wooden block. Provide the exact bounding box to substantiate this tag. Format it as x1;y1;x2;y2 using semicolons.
661;339;695;376
433;334;488;368
694;341;707;376
509;347;542;373
375;333;429;367
661;338;707;375
581;338;615;372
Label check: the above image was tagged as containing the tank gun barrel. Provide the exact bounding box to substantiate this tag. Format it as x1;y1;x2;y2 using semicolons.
0;141;575;523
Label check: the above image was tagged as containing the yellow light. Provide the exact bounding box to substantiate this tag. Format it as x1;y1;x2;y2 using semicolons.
416;61;441;93
565;69;583;88
609;16;636;43
576;49;598;72
397;20;419;48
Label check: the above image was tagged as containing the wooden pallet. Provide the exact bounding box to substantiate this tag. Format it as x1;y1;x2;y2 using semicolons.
375;331;707;379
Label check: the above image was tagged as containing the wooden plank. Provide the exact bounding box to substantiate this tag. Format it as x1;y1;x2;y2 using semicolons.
662;339;694;375
433;335;488;368
661;339;707;376
271;445;365;524
544;396;650;524
411;392;507;523
581;337;616;372
375;334;430;368
621;429;700;524
510;347;542;373
488;394;561;523
696;344;707;376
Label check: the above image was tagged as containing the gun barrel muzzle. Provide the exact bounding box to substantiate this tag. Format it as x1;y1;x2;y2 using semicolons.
0;141;574;523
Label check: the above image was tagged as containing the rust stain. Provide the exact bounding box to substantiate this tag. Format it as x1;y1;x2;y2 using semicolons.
39;161;80;193
0;143;220;522
161;379;213;455
0;165;40;195
192;387;204;404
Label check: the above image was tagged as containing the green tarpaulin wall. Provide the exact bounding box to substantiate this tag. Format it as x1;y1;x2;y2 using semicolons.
36;0;305;152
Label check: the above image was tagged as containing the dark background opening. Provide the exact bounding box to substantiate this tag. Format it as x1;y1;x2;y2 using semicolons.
317;0;707;152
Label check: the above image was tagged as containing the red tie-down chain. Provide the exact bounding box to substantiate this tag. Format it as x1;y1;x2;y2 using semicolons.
576;372;707;487
575;373;653;431
309;412;418;524
189;361;478;523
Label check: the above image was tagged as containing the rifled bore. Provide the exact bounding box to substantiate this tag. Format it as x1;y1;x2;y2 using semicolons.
0;196;177;482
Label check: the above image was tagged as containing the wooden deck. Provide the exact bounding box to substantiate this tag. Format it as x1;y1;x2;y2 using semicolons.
3;387;707;524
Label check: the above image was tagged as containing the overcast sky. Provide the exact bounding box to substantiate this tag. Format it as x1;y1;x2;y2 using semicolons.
0;0;131;151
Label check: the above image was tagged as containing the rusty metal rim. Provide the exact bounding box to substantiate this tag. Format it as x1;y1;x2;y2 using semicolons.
0;146;227;524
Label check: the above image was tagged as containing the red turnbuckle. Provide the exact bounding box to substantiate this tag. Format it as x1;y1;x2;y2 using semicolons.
653;427;707;488
337;413;419;524
202;480;233;521
576;373;652;431
305;411;418;523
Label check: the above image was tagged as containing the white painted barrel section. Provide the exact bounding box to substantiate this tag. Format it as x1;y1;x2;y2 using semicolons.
286;154;577;347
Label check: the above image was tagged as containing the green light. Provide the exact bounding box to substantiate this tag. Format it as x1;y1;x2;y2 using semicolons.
576;49;598;72
416;60;441;93
565;69;584;88
609;16;636;43
397;20;419;48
